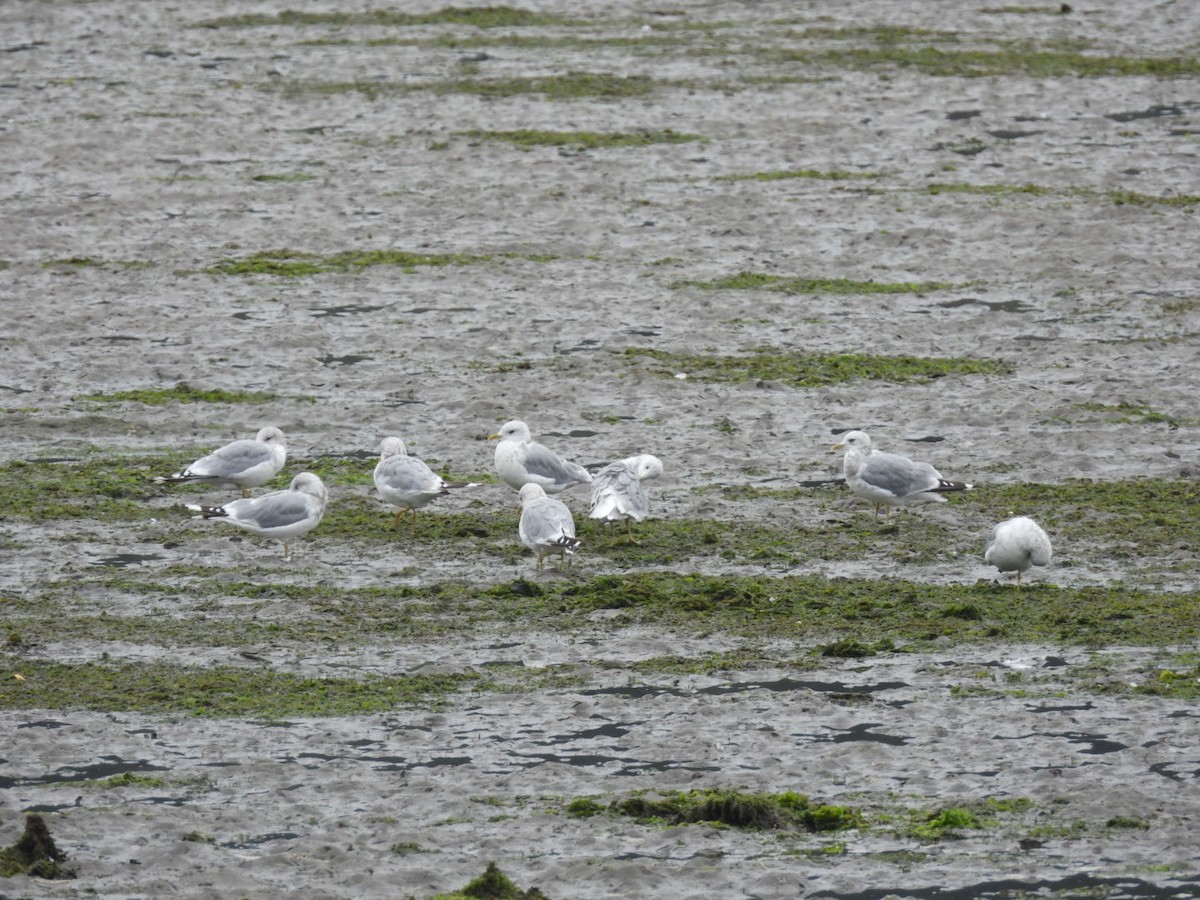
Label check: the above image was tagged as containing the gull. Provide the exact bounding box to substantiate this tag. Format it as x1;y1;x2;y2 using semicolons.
156;426;287;498
832;430;973;518
518;483;581;569
187;472;327;558
588;454;664;541
488;420;592;494
373;436;474;527
986;515;1052;584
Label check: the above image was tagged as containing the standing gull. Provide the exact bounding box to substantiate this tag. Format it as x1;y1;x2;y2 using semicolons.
518;483;581;570
986;516;1052;584
156;426;287;498
832;430;973;518
373;436;473;527
187;471;327;558
588;454;664;541
489;420;592;494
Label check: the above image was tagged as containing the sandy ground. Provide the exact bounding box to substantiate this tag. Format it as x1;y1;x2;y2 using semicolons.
1;1;1199;897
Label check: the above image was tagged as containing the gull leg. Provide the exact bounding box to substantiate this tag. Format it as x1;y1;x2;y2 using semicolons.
241;487;251;499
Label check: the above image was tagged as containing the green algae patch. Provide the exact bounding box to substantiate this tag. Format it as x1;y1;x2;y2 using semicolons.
461;128;704;149
319;495;514;547
549;573;1200;649
674;272;957;295
910;806;983;840
1108;189;1200;209
198;7;580;28
898;797;1039;841
0;657;476;717
1065;402;1197;428
41;256;152;271
0;452;191;522
251;172;317;183
591;787;862;832
80;382;277;406
803;45;1200;78
925;182;1200;209
439;72;657;100
976;479;1200;559
926;182;1055;198
11;570;1197;672
274;72;663;100
719;169;880;182
430;861;550;900
206;248;495;277
625;347;1009;386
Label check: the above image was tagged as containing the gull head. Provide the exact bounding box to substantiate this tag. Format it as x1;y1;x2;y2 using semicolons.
832;430;872;453
489;420;532;443
519;482;547;505
625;454;664;482
379;436;409;460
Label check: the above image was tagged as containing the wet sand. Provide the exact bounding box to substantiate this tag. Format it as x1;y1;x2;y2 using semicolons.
1;1;1199;897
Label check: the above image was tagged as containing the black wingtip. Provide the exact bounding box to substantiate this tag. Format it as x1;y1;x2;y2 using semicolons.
935;479;974;493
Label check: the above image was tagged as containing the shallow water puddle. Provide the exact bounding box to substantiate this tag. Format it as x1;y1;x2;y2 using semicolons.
310;304;386;318
938;297;1035;313
1106;102;1198;122
220;831;303;850
790;722;911;746
1148;760;1200;781
809;873;1200;900
996;730;1129;755
532;721;642;745
317;353;373;367
91;552;164;568
1;756;168;789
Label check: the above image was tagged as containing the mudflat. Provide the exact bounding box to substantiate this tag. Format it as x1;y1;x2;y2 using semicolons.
1;2;1198;897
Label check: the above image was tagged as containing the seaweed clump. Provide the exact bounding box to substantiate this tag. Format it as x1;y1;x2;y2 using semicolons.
603;787;863;832
432;861;549;898
0;815;74;879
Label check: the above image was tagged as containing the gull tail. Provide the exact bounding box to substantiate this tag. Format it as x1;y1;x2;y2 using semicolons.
588;497;622;521
155;473;199;485
553;536;582;555
186;503;229;519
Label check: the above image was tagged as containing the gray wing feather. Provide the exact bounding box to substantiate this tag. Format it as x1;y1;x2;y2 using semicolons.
590;463;647;519
523;498;575;543
861;452;939;497
377;455;441;493
523;442;586;483
191;440;272;477
231;492;314;530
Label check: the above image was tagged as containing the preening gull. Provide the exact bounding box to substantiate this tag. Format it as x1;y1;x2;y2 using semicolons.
588;454;664;541
986;515;1052;584
489;420;592;494
156;426;287;497
833;430;973;518
373;436;473;527
518;482;581;569
187;471;327;558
